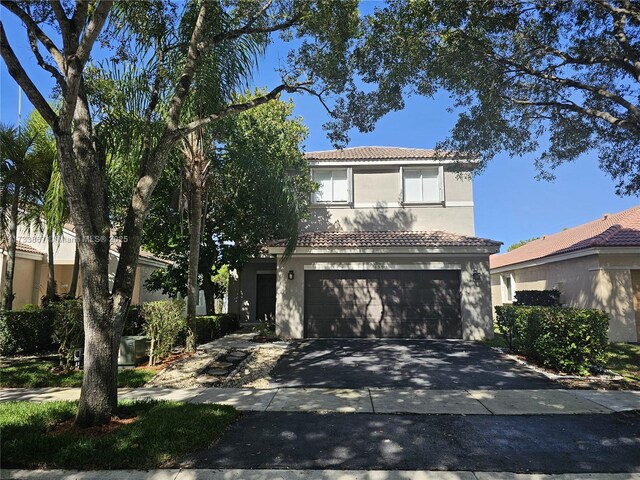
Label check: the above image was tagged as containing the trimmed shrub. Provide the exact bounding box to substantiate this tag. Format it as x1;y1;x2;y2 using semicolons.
49;300;84;368
514;289;561;306
123;305;145;336
495;305;609;375
141;300;186;366
194;314;240;344
0;307;54;355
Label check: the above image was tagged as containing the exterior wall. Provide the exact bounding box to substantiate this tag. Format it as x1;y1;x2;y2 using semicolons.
491;252;640;342
306;205;475;236
136;264;173;304
10;257;39;308
275;253;493;340
228;258;277;323
305;166;475;236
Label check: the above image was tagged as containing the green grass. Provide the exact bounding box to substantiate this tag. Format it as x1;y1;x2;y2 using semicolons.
0;359;156;388
606;343;640;382
0;400;238;469
480;333;508;348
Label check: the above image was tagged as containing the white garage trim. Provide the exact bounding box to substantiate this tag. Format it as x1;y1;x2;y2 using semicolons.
303;262;461;271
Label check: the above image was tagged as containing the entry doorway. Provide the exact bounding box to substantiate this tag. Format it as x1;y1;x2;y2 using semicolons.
256;272;277;322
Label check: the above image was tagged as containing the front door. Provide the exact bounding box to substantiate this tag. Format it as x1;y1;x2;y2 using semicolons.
256;273;277;322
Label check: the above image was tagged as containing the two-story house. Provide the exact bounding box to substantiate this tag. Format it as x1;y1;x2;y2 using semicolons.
228;146;501;339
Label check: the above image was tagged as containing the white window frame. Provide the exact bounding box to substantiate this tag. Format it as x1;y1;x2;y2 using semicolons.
400;166;444;204
500;273;516;303
311;168;352;204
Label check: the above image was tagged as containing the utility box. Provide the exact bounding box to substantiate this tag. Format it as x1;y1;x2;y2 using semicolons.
118;336;150;367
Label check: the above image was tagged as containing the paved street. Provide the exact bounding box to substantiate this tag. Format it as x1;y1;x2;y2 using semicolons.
180;411;640;473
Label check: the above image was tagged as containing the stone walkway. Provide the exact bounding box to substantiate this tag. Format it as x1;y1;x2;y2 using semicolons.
2;469;639;479
1;387;638;415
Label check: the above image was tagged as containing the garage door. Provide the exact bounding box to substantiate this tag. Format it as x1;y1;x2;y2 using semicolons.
304;270;461;339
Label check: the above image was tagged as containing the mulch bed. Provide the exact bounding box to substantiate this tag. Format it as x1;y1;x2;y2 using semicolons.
48;415;138;437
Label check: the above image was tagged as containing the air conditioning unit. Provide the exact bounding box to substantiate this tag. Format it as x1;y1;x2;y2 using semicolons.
118;335;150;367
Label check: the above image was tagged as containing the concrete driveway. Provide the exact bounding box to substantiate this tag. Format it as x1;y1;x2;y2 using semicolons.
269;339;559;389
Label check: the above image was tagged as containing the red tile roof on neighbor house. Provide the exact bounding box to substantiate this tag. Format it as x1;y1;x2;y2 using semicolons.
0;241;43;255
491;205;640;269
269;230;502;249
305;146;441;161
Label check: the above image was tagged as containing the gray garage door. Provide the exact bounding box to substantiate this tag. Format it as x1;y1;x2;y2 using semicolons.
304;270;461;339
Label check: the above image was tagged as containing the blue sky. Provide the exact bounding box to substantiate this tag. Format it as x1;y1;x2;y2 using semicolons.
1;5;638;253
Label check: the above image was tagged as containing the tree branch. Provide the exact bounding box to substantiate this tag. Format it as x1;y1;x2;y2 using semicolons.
207;11;301;48
488;51;640;122
75;0;113;65
178;83;304;136
507;95;640;134
0;22;58;127
1;1;66;71
27;30;65;84
593;0;640;24
166;1;209;130
50;0;72;52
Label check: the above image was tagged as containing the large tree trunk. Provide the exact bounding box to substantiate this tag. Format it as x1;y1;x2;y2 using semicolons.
46;229;56;300
68;244;80;298
74;236;118;427
186;185;202;351
1;186;20;310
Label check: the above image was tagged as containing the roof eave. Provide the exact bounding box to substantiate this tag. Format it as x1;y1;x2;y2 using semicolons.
490;245;640;273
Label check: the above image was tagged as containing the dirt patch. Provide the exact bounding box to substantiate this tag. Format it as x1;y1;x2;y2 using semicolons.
557;377;640;390
49;415;137;437
222;346;287;388
494;347;637;390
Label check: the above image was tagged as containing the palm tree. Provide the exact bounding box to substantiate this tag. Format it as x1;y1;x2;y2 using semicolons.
0;122;51;309
176;3;265;351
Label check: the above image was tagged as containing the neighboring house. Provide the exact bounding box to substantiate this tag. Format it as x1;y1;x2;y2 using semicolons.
228;146;501;339
0;223;171;309
490;205;640;342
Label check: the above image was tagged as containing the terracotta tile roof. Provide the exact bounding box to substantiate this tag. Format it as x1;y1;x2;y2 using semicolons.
0;241;43;255
305;146;440;161
491;205;640;269
269;230;501;249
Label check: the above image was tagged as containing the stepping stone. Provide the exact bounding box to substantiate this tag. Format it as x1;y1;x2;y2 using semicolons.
208;361;233;369
206;368;230;376
196;375;219;384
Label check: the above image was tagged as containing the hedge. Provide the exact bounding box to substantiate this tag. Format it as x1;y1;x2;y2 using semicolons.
1;302;167;357
514;289;561;306
0;307;54;355
194;314;240;344
495;305;609;375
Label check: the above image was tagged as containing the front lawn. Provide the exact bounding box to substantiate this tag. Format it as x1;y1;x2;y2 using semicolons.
0;400;238;469
606;342;640;383
0;359;156;388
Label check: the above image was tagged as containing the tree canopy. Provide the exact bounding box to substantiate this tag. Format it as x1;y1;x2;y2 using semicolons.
340;0;640;195
143;94;313;312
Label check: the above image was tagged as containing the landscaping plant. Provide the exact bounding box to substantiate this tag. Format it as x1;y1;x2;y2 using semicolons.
495;305;609;375
50;300;84;369
141;301;186;366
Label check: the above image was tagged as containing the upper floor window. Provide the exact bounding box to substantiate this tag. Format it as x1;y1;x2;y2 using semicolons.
313;168;350;204
402;167;442;203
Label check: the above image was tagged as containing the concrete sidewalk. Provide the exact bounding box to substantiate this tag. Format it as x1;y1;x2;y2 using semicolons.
2;469;640;480
1;387;638;414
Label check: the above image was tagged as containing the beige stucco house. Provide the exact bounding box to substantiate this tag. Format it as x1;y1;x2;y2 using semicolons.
0;223;171;309
490;205;640;342
228;146;501;340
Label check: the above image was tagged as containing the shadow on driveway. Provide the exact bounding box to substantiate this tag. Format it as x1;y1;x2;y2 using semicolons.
269;339;559;389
